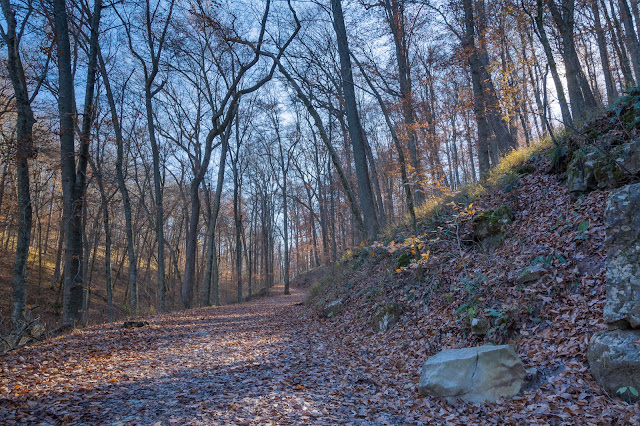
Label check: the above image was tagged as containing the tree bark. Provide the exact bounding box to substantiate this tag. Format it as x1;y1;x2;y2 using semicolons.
330;0;379;239
619;0;640;82
53;0;102;326
98;48;138;314
1;0;36;329
462;0;491;177
533;0;573;126
547;0;598;121
383;0;423;205
591;0;617;103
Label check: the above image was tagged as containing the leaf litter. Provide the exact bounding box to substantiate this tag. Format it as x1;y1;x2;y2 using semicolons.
1;168;640;424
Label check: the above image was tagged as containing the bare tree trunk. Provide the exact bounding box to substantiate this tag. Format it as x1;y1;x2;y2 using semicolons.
548;0;598;121
462;0;491;177
352;54;416;231
619;0;640;82
475;0;517;155
331;0;379;239
383;0;423;205
182;181;200;309
275;62;365;236
1;0;37;329
233;164;243;302
53;0;102;326
534;0;573;126
592;0;617;103
203;134;229;306
98;48;138;314
604;0;636;86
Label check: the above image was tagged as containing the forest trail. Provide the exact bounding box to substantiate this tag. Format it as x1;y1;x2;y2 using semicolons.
0;287;415;425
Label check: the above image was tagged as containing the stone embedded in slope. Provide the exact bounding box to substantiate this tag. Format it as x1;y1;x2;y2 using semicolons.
472;206;514;252
567;139;640;198
515;264;547;285
418;344;525;403
604;183;640;328
567;146;608;195
612;138;640;177
323;299;343;318
372;302;403;331
470;317;490;336
587;329;640;402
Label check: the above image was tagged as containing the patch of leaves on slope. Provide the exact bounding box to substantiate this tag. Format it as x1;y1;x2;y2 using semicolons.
308;161;639;423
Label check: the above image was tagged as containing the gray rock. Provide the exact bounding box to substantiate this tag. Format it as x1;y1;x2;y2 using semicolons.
604;183;640;328
567;139;640;197
587;329;640;402
372;303;402;331
471;317;490;336
515;264;547;285
472;206;514;252
418;344;525;403
567;146;607;195
29;322;46;340
323;299;343;318
612;138;640;177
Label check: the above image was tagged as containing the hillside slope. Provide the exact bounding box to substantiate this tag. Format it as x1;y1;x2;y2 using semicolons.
304;115;640;420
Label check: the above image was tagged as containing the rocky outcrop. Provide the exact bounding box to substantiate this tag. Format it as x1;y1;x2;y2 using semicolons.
515;264;547;285
372;303;402;332
567;139;640;197
323;299;343;318
472;206;514;252
587;183;640;400
587;330;640;402
0;319;47;355
603;183;640;328
418;344;525;403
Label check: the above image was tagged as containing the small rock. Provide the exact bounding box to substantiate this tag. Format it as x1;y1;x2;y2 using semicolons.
515;264;546;285
587;329;640;402
323;299;343;318
29;322;46;340
418;344;525;403
472;206;514;252
372;303;403;331
471;317;490;336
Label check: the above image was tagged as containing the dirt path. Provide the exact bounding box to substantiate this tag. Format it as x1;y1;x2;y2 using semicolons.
0;287;410;425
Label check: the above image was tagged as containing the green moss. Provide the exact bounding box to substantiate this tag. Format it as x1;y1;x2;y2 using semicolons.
475;206;514;228
396;252;411;269
514;164;536;175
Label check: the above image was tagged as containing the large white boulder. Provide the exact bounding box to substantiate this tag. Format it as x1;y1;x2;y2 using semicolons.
418;344;525;403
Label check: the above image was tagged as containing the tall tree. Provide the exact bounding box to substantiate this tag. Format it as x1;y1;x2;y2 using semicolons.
117;0;175;312
619;0;640;82
531;0;573;126
330;0;379;239
52;0;102;326
97;46;138;314
382;0;424;204
547;0;598;121
0;0;45;329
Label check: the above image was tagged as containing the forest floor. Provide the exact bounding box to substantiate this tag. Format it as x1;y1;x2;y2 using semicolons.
1;283;639;425
1;285;429;425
